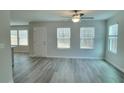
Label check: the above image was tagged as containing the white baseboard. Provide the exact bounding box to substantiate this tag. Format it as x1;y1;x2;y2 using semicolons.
29;53;103;60
29;54;45;57
47;55;103;60
29;54;36;57
104;58;124;73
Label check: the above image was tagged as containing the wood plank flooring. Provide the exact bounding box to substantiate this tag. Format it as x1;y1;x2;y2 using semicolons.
13;53;124;83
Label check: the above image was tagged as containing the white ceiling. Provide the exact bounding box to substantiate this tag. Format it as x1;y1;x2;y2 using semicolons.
10;10;119;25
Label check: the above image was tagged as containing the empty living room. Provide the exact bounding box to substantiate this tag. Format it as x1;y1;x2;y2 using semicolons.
1;10;124;83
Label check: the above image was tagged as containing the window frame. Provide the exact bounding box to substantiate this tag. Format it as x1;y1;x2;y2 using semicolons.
80;27;95;49
10;29;29;46
57;28;71;49
108;24;118;54
10;30;18;46
18;30;29;46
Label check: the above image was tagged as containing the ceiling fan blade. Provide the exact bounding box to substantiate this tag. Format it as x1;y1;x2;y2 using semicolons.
81;17;94;19
80;13;84;17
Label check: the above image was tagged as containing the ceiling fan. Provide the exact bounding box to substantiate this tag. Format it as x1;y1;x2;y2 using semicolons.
64;10;94;23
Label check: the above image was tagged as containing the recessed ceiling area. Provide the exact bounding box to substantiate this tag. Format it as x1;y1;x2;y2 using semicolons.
10;10;119;25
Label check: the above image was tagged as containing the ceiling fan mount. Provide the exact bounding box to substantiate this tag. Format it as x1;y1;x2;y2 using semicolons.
72;10;84;17
64;10;94;23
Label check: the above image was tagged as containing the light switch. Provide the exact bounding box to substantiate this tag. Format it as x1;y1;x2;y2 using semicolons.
0;43;5;48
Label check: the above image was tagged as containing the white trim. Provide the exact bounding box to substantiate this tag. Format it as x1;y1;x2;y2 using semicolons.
46;55;103;60
105;58;124;73
29;54;39;57
29;54;48;58
29;54;103;59
14;51;29;53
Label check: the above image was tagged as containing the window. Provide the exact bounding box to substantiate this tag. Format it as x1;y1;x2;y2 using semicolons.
19;30;28;46
11;30;18;45
108;24;118;53
57;28;71;48
80;27;95;49
10;29;28;46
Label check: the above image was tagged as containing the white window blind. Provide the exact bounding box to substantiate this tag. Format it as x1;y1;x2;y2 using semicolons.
57;28;71;48
10;29;28;46
19;30;28;46
11;30;18;45
80;27;95;49
108;24;118;53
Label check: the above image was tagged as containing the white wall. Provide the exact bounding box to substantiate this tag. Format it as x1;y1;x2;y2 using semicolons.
30;20;106;59
0;11;13;82
105;11;124;72
11;25;29;53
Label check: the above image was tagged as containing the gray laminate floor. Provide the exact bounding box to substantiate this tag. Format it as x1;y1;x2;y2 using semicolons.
13;53;124;83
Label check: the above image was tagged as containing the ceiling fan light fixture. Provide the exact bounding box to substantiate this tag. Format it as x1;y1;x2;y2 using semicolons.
72;15;80;23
